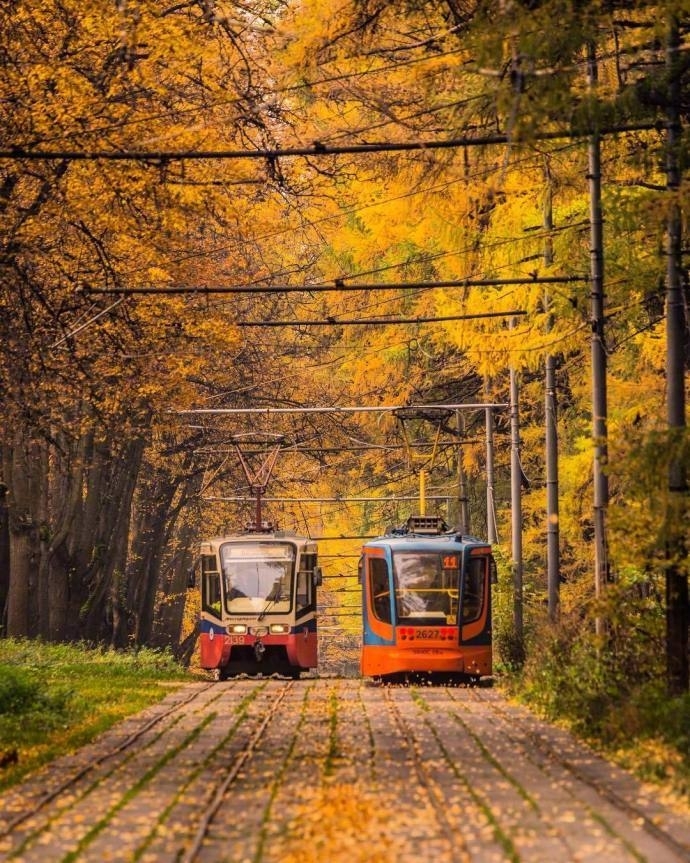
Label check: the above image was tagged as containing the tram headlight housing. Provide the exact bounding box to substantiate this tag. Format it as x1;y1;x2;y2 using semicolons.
270;624;290;634
230;624;247;634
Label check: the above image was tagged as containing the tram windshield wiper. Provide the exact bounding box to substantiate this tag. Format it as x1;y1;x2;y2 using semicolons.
257;597;275;621
257;579;284;620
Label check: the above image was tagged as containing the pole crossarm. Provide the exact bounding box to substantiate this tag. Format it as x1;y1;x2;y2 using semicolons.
86;276;586;295
175;402;509;416
202;495;452;503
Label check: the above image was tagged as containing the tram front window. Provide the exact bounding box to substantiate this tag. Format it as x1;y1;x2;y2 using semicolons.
220;542;295;614
393;552;459;624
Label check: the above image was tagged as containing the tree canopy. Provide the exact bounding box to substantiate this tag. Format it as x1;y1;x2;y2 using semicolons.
0;2;687;691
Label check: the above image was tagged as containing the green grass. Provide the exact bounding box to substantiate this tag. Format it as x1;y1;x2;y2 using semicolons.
498;618;690;813
0;638;195;792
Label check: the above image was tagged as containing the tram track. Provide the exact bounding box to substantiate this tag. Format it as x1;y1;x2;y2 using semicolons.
453;685;690;862
179;680;296;863
0;679;688;863
381;685;475;863
0;680;278;862
0;682;217;840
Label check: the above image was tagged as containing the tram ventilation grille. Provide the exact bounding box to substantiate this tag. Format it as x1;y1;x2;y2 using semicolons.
405;515;448;535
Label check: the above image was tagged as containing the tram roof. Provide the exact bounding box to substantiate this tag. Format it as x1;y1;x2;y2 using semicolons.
362;532;490;553
202;531;315;544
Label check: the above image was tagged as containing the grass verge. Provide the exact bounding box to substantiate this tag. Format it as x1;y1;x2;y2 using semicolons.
496;618;690;815
0;638;196;793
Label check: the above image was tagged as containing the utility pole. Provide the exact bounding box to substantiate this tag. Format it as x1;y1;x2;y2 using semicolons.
510;324;524;641
544;159;560;621
485;405;497;544
545;342;560;621
588;43;610;636
456;410;470;534
664;15;688;694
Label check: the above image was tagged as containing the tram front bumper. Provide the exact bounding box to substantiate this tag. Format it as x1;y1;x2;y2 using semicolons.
361;644;490;678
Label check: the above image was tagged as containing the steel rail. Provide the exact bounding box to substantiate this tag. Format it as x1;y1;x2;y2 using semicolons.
463;687;690;861
180;682;294;863
0;683;216;838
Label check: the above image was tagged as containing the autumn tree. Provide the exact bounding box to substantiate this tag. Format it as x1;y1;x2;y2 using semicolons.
0;0;336;644
1;0;687;688
264;0;689;679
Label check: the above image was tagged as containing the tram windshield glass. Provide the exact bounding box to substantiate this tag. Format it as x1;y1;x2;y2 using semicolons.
392;552;460;624
219;542;295;614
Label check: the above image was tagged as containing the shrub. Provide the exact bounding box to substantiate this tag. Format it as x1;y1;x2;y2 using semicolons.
0;667;39;715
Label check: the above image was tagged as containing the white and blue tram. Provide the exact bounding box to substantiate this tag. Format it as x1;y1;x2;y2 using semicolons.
197;527;322;679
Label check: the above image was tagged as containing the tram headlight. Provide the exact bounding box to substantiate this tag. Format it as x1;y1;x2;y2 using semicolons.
270;624;290;634
230;624;247;634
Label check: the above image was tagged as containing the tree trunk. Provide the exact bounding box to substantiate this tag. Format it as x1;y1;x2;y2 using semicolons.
0;462;10;635
81;436;146;645
6;431;44;637
151;515;196;651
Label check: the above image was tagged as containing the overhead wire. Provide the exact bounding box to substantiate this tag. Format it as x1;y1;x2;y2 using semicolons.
83;134;582;290
204;430;507;535
8;18;667;552
16;11;660;420
234;310;527;328
183;246;580;368
25;42;480;148
1;122;659;162
83;146;535;285
196;215;588;318
19;8;676;151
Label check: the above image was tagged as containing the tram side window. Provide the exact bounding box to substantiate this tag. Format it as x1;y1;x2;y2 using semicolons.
296;553;314;613
369;558;392;624
462;557;486;623
201;554;222;618
296;568;312;612
304;552;323;586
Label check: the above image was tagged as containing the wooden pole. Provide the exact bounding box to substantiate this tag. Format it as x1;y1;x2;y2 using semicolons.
664;15;688;694
588;43;610;636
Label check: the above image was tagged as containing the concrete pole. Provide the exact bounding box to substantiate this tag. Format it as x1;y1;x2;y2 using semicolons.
545;351;560;621
543;161;560;621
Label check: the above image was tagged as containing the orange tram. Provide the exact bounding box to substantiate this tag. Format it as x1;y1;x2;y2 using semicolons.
360;516;496;684
196;526;322;680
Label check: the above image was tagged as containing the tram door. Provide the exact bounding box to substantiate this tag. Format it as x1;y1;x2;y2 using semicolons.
459;550;494;648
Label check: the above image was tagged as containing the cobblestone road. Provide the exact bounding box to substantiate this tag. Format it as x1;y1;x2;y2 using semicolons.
1;678;689;862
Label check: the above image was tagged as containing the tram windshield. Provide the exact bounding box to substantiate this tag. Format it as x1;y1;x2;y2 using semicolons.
392;552;461;624
219;542;295;614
